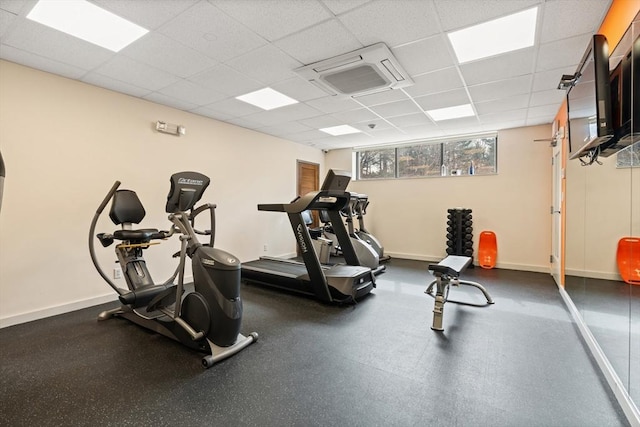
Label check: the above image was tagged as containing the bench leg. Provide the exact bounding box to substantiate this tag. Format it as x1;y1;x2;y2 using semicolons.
431;294;445;331
460;280;495;304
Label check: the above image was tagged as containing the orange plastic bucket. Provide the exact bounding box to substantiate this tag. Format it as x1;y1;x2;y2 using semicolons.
617;237;640;285
478;231;497;269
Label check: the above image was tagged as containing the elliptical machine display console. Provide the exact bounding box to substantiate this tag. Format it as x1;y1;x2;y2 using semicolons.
89;171;257;368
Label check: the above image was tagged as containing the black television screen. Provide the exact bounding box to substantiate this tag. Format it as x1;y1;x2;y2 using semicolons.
600;24;640;157
568;34;615;160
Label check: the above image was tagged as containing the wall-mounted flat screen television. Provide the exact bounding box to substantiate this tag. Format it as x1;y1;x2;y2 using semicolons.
600;21;639;157
567;34;615;161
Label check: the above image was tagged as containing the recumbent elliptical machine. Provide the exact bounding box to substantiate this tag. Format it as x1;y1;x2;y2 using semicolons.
89;171;257;368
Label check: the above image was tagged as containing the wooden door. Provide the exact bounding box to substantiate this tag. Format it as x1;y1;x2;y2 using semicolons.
297;160;319;226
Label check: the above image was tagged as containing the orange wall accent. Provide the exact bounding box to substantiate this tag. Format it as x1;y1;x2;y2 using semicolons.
599;0;640;49
554;0;639;287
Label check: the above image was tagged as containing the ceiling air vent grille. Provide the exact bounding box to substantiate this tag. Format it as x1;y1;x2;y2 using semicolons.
295;43;413;97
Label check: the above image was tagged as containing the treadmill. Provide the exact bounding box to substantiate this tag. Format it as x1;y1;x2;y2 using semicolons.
241;169;376;303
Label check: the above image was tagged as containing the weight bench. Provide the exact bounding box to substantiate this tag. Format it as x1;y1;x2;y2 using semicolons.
425;255;494;331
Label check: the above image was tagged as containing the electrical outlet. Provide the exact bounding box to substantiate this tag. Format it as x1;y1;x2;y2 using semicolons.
263;244;268;252
113;267;123;279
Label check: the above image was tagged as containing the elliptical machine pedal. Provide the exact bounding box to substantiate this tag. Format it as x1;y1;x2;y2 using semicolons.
89;172;257;368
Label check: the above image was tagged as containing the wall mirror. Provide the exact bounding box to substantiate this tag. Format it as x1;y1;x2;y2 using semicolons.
565;12;639;407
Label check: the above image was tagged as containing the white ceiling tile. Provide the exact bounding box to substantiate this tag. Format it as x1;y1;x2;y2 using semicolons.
358;127;408;142
297;115;343;129
402;124;442;139
82;72;152;98
306;96;362;113
154;80;226;106
189;64;264;97
352;89;409;106
271;77;328;102
529;89;565;107
539;0;610;44
225;44;302;85
274;19;363;64
2;18;114;70
338;0;440;47
0;44;87;79
159;1;266;62
413;88;471;111
527;103;560;118
321;0;372;15
532;66;576;92
0;9;15;38
257;122;315;138
201;97;264;117
482;118;527;131
436;116;481;131
478;108;528;124
392;35;455;76
330;108;379;123
284;129;331;141
434;0;541;32
536;33;593;72
386;113;433;128
93;0;199;30
121;32;216;78
403;67;464;97
243;103;323;126
460;47;535;85
369;99;422;117
475;94;529;115
93;56;180;91
468;75;532;103
189;106;235;122
351;119;393;132
225;116;265;130
0;0;35;14
143;92;199;111
212;0;332;41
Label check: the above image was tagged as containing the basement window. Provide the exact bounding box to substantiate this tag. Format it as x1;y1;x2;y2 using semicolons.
355;135;497;180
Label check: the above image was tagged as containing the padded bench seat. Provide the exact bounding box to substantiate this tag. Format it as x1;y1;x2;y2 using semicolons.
425;255;494;331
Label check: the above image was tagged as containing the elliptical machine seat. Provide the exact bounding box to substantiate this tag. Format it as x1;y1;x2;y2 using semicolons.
113;228;159;242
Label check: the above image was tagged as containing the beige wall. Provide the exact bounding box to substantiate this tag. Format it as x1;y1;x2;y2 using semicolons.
565;152;639;279
326;125;554;271
0;60;323;326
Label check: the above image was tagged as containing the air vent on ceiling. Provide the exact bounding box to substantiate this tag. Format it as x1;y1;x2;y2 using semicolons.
295;43;414;97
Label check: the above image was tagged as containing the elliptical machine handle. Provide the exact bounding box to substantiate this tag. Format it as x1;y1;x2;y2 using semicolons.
89;181;124;296
96;181;121;214
190;203;217;247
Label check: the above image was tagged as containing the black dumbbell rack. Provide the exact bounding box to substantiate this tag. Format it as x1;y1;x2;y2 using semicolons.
446;208;474;264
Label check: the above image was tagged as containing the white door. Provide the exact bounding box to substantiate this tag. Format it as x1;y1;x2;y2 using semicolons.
551;143;563;285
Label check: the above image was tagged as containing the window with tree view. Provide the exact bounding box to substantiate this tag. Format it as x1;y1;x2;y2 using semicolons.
356;135;497;180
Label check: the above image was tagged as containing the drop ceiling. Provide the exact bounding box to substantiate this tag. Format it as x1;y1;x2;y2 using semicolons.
0;0;612;150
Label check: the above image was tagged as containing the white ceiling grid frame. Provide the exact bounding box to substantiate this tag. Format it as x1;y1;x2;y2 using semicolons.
0;0;615;150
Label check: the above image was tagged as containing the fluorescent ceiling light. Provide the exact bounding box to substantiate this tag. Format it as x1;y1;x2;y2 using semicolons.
26;0;148;52
447;7;538;63
426;104;475;121
235;88;299;110
319;125;361;136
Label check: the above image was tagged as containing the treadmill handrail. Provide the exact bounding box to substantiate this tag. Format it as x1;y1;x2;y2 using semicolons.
258;190;350;214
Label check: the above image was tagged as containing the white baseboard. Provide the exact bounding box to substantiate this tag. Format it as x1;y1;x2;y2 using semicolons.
386;252;549;273
558;285;640;426
565;268;622;281
0;275;195;329
0;293;117;329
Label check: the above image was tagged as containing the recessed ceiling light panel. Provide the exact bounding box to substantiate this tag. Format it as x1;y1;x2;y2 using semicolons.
319;125;361;136
426;104;475;121
447;7;538;63
27;0;148;52
235;88;299;110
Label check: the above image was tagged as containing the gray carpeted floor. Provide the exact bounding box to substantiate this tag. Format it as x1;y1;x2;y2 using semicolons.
0;259;629;426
